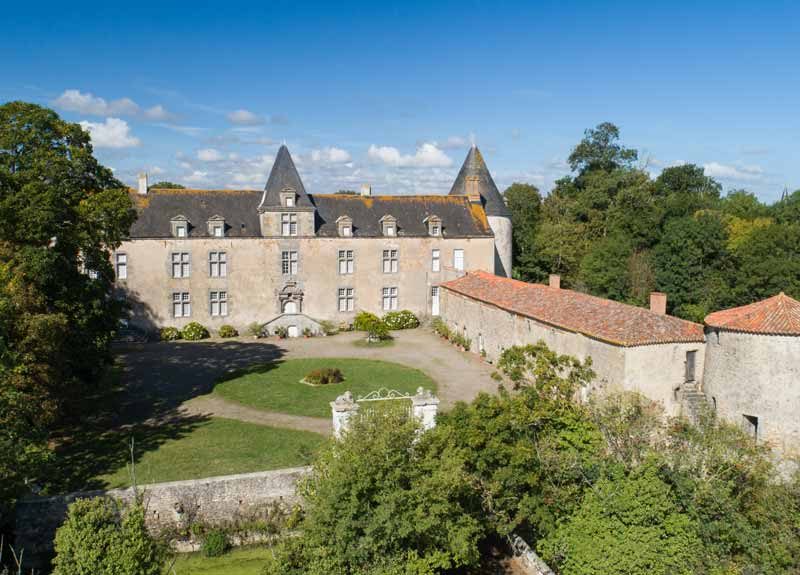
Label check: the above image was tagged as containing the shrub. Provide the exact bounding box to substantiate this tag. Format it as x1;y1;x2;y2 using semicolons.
432;317;451;340
181;322;209;341
303;326;315;337
202;529;230;558
383;310;420;330
160;326;181;341
274;326;289;338
247;321;263;337
319;320;338;335
353;311;381;331
218;324;238;338
450;331;472;351
52;497;166;575
304;367;344;385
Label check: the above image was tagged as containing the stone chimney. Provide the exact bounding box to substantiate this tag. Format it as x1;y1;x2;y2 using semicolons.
360;183;372;197
137;172;148;195
549;274;561;289
650;292;667;315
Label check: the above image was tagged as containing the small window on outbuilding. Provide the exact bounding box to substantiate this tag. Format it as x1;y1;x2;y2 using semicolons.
742;414;758;441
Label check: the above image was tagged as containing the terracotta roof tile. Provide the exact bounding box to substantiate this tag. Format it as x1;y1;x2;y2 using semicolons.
705;293;800;335
441;271;705;347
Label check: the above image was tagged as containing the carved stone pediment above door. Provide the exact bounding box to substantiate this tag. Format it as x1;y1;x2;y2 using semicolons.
279;282;303;314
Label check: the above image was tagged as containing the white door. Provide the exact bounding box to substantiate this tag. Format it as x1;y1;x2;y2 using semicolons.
287;325;299;338
284;301;297;314
431;286;440;316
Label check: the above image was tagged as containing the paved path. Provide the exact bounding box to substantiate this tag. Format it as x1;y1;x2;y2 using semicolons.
115;328;501;434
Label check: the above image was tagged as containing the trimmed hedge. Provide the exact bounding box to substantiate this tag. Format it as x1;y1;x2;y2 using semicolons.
383;310;420;330
304;367;344;385
218;324;238;338
181;322;210;341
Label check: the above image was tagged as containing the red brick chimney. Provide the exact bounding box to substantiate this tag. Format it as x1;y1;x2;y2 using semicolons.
650;292;667;315
549;274;561;289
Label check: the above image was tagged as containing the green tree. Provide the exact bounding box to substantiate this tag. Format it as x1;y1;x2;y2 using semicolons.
539;465;701;575
773;188;800;223
267;410;484;575
503;182;541;280
721;189;769;219
653;212;731;320
52;497;166;575
0;102;135;504
578;234;634;301
148;181;184;189
654;164;721;221
567;122;638;175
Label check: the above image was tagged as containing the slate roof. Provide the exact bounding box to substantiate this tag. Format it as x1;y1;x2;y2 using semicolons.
705;293;800;335
312;194;492;237
128;190;492;238
441;271;706;347
448;146;511;218
130;189;263;238
258;145;314;209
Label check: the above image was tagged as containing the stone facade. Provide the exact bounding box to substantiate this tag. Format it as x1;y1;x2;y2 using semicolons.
440;283;706;416
703;329;800;457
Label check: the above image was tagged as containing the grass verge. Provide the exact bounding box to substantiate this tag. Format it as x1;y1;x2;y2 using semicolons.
171;545;276;575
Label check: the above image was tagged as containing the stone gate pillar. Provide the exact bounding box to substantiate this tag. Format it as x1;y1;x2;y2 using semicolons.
330;391;359;439
411;387;440;431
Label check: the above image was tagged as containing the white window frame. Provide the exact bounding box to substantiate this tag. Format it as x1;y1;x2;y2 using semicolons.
338;249;354;275
338;287;354;312
210;291;228;317
431;249;440;272
213;225;224;237
281;213;298;236
209;251;227;278
382;249;398;274
282;250;298;275
172;252;190;278
172;292;191;318
382;286;398;311
115;253;127;280
453;248;464;271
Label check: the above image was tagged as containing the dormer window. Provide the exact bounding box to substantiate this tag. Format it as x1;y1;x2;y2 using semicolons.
380;215;397;237
280;188;297;208
207;215;226;238
336;215;353;237
171;215;190;238
425;215;442;237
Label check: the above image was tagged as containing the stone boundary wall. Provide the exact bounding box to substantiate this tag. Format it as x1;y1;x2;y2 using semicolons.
15;466;309;569
508;534;555;575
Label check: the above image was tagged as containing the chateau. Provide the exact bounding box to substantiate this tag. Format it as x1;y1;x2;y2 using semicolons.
117;145;511;335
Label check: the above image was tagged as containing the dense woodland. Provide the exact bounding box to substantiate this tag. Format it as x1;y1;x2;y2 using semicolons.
504;123;800;320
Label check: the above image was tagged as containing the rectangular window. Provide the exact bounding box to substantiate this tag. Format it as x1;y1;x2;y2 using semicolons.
210;291;228;317
338;249;354;274
172;292;191;317
213;225;223;237
115;253;127;280
685;350;697;382
431;249;440;272
431;286;440;316
209;251;227;277
431;224;440;236
286;196;294;207
176;225;187;238
282;250;298;275
382;287;398;311
453;248;464;271
742;414;759;441
342;225;351;237
382;249;398;273
338;287;354;312
281;213;298;236
172;252;190;278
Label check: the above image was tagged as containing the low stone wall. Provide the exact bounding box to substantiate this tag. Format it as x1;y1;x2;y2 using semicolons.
15;466;309;570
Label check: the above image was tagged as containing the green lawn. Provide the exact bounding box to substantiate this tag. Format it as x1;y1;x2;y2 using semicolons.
171;546;275;575
213;358;437;418
96;418;324;489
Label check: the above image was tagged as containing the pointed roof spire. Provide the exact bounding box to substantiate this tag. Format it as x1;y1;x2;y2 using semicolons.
448;146;510;217
258;145;313;209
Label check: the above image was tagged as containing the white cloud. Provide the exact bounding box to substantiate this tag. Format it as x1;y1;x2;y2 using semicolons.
368;142;452;168
227;109;265;126
197;148;224;162
311;147;352;164
150;166;165;175
703;162;764;181
157;123;205;137
143;105;174;121
438;136;469;149
184;171;209;184
79;118;140;148
54;89;139;116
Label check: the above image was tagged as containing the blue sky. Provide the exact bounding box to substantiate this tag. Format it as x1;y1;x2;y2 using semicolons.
3;1;799;201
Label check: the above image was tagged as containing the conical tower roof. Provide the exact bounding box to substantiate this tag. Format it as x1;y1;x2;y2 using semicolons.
705;292;800;335
448;146;510;217
258;145;314;209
